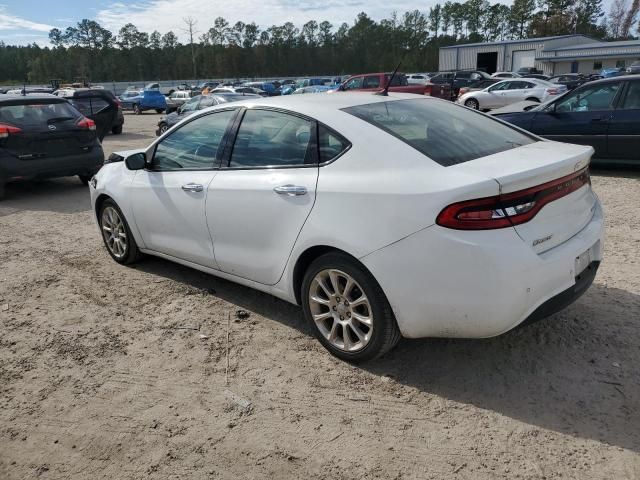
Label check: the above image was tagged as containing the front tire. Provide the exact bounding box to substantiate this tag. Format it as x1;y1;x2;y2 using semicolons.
155;109;164;114
464;98;480;110
98;199;141;265
301;252;401;362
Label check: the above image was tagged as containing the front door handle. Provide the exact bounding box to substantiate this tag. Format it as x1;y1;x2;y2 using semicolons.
591;116;611;124
274;184;307;196
182;183;204;192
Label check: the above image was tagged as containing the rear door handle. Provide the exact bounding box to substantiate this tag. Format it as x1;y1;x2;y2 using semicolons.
274;185;307;196
182;183;204;192
591;116;611;124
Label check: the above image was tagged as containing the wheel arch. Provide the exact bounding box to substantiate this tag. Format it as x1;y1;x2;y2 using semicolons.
94;193;112;221
292;245;369;305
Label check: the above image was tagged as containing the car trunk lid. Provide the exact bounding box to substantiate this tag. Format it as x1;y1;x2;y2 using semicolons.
452;140;597;253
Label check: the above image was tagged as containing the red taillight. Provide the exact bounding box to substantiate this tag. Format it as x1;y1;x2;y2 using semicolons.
437;168;591;230
0;123;22;139
77;117;96;131
546;88;560;95
459;87;469;95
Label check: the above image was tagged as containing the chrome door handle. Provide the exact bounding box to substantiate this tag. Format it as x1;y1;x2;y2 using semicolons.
274;184;307;196
181;183;204;192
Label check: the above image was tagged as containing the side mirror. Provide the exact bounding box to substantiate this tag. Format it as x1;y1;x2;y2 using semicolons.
125;152;146;171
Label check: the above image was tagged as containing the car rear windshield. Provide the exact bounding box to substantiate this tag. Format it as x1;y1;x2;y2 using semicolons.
342;98;536;166
0;100;81;127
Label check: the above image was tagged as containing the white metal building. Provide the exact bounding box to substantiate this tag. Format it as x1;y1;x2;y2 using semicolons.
438;35;640;75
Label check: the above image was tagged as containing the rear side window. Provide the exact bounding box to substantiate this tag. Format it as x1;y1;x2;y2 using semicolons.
0;101;80;127
343;98;535;166
228;109;314;168
318;125;350;163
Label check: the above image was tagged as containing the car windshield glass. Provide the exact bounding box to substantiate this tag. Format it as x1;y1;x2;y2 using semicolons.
0;101;80;127
343;98;536;166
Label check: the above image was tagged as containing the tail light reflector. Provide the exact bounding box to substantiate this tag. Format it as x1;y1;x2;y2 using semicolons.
437;168;591;230
77;117;96;131
0;123;22;138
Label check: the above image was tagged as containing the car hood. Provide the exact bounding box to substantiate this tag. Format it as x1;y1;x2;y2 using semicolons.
490;101;541;115
491;110;538;131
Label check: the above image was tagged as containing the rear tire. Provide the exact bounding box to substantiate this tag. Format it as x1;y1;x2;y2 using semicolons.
133;104;141;115
159;123;169;135
155;109;164;114
301;252;401;363
98;199;141;265
464;98;480;110
111;125;123;135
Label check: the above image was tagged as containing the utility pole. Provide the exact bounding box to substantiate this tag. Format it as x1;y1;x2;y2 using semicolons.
183;17;198;80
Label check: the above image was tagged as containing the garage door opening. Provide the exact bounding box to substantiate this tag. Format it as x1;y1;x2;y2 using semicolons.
477;52;498;74
512;50;536;72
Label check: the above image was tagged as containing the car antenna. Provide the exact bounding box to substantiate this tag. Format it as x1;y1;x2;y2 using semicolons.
375;62;401;96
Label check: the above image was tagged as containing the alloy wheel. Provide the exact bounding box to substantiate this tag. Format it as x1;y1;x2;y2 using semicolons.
101;206;128;259
308;269;373;352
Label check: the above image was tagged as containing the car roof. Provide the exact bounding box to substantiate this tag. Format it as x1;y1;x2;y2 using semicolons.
0;93;62;103
199;92;434;126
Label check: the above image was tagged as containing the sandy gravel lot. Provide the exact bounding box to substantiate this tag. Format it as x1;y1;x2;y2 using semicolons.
1;112;639;479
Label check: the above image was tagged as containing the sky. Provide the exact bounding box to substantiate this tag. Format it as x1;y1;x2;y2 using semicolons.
0;0;497;46
0;0;613;47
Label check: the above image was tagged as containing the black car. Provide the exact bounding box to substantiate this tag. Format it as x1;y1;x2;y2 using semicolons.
56;88;124;140
548;74;587;90
0;94;104;199
516;67;544;76
495;75;640;165
156;93;259;135
429;71;492;97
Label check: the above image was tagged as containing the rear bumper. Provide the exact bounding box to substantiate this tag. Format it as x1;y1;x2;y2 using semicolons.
361;198;604;339
518;260;599;328
0;147;104;183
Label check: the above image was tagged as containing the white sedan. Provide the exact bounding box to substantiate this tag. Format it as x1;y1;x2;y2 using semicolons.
90;93;603;362
458;78;567;110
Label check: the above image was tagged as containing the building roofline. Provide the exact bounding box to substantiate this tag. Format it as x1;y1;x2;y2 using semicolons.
440;34;596;50
546;40;640;52
537;52;640;62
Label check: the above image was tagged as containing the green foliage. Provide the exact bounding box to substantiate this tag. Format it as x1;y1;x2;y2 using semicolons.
0;4;614;84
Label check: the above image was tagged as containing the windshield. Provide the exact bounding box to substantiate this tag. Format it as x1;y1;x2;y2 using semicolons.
342;98;536;166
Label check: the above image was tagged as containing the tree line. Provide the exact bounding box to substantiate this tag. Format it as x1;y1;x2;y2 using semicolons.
0;0;636;84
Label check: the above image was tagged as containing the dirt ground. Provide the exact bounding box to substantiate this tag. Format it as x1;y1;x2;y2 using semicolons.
1;112;639;479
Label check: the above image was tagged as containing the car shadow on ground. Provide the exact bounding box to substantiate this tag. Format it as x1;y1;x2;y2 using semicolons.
0;178;91;215
133;255;639;453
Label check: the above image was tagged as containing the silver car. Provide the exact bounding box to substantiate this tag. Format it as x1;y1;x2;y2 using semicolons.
457;79;567;110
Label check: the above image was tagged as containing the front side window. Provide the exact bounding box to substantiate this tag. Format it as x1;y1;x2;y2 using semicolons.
152;109;236;171
343;98;535;167
620;82;640;110
228;109;314;168
344;77;364;90
594;61;603;70
555;83;620;112
489;81;511;91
